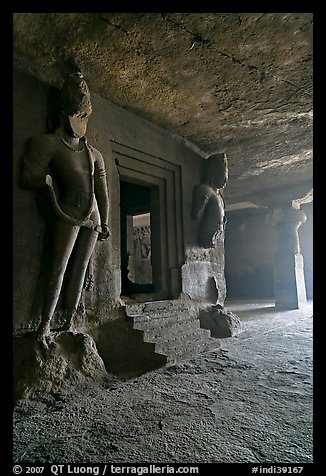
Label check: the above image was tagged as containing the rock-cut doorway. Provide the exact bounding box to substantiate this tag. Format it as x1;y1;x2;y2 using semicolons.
120;180;163;300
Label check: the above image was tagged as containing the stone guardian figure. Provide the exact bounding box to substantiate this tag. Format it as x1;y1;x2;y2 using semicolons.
21;69;110;337
191;153;228;248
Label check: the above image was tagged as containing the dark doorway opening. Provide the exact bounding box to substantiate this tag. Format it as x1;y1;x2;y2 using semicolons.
120;181;156;297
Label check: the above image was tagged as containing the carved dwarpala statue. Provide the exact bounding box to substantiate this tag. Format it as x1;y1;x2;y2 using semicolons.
21;71;110;337
191;153;228;248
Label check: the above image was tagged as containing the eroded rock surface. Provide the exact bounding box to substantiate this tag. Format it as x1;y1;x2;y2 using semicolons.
13;331;107;402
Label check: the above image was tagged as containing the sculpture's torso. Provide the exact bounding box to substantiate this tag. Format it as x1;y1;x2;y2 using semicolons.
192;184;225;248
50;139;94;220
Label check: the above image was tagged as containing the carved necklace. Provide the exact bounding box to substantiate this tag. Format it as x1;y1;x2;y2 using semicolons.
61;136;84;153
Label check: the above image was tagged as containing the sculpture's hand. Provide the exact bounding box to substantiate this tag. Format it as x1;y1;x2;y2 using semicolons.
45;174;53;187
98;224;110;241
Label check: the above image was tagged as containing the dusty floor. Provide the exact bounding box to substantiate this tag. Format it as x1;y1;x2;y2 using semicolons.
13;300;313;464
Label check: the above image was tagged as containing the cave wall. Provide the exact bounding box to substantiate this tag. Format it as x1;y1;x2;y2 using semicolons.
14;67;226;332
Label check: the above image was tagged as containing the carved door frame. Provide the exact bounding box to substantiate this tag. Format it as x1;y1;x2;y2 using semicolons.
112;141;184;301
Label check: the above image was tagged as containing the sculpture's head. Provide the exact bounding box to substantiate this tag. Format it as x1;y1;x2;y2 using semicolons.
60;73;92;138
206;153;228;189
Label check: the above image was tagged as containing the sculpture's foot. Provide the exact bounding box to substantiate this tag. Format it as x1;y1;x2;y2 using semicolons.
58;319;72;332
35;322;52;354
36;320;51;338
56;309;76;332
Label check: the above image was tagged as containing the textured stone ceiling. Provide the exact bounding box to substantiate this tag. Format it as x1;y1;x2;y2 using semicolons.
13;12;313;207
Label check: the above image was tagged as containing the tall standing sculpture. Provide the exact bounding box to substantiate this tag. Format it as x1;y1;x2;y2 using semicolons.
21;67;110;337
191;153;228;247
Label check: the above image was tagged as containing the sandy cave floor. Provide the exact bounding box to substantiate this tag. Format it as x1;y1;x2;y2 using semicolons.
13;300;313;464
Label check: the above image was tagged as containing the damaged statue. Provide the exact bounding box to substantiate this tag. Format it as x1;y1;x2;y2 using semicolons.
191;153;228;248
21;70;110;337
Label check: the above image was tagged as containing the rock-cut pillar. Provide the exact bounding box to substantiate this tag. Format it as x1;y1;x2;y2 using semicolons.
274;205;307;310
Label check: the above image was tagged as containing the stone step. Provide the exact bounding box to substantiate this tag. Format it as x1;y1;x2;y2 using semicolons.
153;329;212;354
164;337;221;364
142;318;201;341
123;299;219;368
132;311;197;331
125;299;193;317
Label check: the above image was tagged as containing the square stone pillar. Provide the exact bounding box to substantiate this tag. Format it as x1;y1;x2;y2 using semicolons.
274;252;307;309
274;206;307;310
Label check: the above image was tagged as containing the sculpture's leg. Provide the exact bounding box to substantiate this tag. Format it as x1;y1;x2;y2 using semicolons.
59;308;77;332
60;227;99;331
37;220;79;337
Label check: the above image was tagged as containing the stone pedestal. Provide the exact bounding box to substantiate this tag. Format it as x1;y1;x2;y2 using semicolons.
274;206;307;310
182;246;226;305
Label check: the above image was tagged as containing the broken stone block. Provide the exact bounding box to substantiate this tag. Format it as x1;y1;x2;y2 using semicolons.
200;305;243;338
13;331;107;402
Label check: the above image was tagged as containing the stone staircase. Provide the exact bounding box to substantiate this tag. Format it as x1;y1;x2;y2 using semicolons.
125;299;220;365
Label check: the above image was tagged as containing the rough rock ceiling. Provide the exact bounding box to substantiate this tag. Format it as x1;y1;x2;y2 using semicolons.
13;12;313;208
